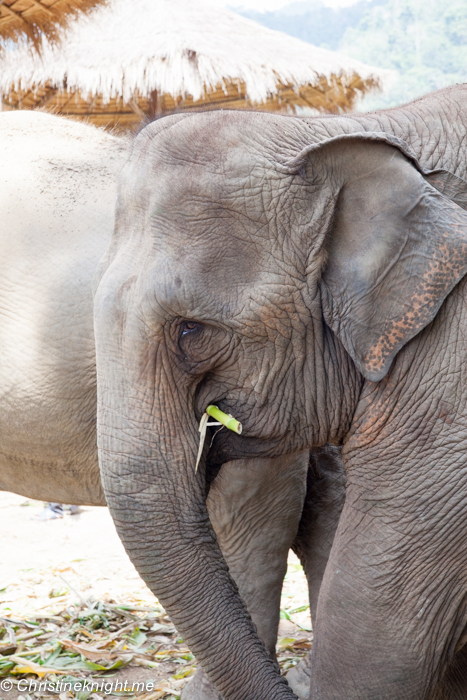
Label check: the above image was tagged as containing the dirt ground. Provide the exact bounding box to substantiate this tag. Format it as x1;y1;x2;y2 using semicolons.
1;491;311;699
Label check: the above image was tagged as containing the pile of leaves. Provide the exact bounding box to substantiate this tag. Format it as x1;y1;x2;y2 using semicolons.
0;596;311;700
0;599;196;699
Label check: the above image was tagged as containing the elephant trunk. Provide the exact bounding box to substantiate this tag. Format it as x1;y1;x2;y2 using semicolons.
96;380;295;700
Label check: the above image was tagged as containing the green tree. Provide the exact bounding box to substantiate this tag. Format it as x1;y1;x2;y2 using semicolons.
340;0;467;109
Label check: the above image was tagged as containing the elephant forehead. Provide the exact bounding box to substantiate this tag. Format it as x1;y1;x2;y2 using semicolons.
148;151;284;223
128;114;298;213
116;112;310;322
123;163;283;293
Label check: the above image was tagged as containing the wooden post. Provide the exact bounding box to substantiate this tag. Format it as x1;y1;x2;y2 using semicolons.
147;89;163;119
128;98;145;120
34;87;59;110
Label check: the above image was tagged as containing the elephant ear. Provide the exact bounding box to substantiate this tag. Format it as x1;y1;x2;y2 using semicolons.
425;169;467;211
306;135;467;381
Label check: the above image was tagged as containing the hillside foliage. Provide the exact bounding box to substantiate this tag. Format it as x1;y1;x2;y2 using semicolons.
237;0;467;110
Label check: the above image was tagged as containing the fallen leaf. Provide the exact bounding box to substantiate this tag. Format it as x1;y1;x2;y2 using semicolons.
61;639;116;662
9;655;68;677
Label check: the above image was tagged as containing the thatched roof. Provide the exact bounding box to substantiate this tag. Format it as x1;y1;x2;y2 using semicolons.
0;0;107;48
0;0;390;130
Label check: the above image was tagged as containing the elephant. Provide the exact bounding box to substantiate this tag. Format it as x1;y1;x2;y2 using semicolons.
0;110;346;700
93;83;467;700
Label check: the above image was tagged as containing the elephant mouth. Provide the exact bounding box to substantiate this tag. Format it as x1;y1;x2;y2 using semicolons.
196;405;243;471
206;429;287;465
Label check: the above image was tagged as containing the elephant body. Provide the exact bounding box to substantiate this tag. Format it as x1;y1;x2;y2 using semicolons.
0;111;125;504
94;84;467;700
0;111;344;700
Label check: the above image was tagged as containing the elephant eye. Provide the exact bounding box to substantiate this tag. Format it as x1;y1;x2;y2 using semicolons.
181;321;202;337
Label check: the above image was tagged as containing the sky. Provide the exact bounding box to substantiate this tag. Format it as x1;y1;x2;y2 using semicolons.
226;0;365;11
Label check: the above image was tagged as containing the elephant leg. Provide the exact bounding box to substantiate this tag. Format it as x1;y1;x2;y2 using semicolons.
181;452;310;700
286;445;346;700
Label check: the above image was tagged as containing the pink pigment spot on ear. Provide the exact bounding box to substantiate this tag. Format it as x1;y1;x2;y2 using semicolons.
364;241;459;375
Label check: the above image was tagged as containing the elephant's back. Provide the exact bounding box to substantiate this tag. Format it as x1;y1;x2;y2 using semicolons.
0;112;127;505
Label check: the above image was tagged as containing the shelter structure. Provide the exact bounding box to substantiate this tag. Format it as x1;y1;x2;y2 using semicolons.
0;0;389;131
0;0;106;49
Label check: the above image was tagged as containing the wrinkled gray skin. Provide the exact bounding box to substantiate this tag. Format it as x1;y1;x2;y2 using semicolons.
186;444;346;700
0;111;342;700
286;445;347;700
94;84;467;700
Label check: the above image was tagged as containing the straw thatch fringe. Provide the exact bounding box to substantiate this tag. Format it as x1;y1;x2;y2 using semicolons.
0;0;391;129
1;71;380;131
0;0;107;49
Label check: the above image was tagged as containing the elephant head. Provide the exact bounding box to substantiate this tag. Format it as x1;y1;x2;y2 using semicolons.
93;110;467;700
